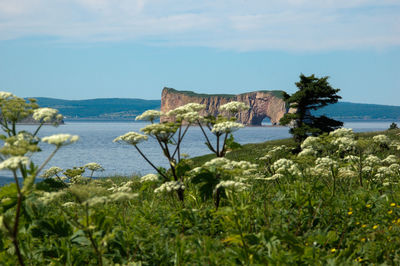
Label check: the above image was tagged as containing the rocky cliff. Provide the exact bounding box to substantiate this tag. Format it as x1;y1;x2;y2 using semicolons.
161;88;288;126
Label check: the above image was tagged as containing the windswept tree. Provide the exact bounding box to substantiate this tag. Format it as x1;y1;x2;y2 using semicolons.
280;74;343;144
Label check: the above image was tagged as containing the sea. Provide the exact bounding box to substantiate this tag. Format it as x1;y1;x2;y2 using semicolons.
0;121;398;186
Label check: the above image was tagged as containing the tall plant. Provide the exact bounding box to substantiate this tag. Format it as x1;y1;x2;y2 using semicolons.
0;92;78;265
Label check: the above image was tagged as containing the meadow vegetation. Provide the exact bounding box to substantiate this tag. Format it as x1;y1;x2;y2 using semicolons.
1;91;400;265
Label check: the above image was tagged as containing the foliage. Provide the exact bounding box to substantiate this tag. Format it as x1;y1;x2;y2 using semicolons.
280;74;343;143
389;122;399;130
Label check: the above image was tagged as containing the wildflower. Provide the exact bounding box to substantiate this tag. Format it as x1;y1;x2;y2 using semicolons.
390;203;396;207
348;211;353;215
272;158;300;176
329;128;354;138
373;134;391;146
84;162;104;172
383;155;398;165
331;248;336;253
373;225;379;230
140;123;178;141
38;191;66;204
113;132;148;145
361;238;366;242
361;224;367;228
219;101;249;114
0;91;15;99
301;136;324;151
203;158;231;169
109;192;138;202
140;173;160;183
0;156;30;170
154;181;185;193
42;134;79;146
108;181;134;193
41;166;63;178
176;111;202;123
331;137;356;151
366;204;371;208
265;173;284;180
388;210;393;214
365;155;381;166
84;196;108;207
339;168;355;178
63;202;77;208
215;180;249;191
135;110;163;122
33;107;63;123
315;156;338;169
298;148;317;157
166;103;205;117
211;121;244;134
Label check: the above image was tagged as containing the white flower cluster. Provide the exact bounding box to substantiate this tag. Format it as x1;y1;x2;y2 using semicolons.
140;173;160;183
167;103;205;117
135;110;163;122
69;175;89;184
219;101;249;114
176;111;202;123
338;167;356;178
41;166;63;178
154;181;185;193
0;91;15;99
331;136;357;152
108;192;138;202
211;121;244;134
373;134;391;146
260;145;291;160
202;157;257;173
272;158;301;176
382;155;398;165
365;155;381;166
42;134;79;146
113;132;148;145
33;108;63;123
140;123;177;140
390;140;400;151
84;162;104;172
315;156;338;169
298;148;317;157
215;180;249;191
300;136;324;155
107;181;134;193
0;156;30;170
329;128;354;138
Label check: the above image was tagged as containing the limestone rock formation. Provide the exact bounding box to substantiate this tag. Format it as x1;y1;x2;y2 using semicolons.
161;88;289;126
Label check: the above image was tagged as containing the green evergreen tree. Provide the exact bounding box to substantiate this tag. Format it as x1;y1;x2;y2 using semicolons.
280;74;343;144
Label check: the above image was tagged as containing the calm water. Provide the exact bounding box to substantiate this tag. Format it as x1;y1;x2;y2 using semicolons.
0;121;398;185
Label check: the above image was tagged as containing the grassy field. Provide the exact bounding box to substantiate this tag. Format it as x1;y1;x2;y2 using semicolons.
2;128;400;265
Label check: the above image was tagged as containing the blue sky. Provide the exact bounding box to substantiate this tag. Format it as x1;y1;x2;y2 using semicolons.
0;0;399;105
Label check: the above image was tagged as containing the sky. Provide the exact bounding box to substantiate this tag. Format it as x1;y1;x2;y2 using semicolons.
0;0;399;105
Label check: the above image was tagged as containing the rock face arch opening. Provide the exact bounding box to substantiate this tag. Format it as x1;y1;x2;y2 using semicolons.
261;116;272;126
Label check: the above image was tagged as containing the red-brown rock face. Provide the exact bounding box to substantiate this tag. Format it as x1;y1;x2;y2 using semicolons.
161;88;288;126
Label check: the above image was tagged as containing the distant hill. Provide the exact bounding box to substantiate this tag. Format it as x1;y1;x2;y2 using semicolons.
314;102;400;121
32;97;161;120
30;97;400;122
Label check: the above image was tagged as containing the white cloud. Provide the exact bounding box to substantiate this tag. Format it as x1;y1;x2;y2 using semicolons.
0;0;399;51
